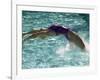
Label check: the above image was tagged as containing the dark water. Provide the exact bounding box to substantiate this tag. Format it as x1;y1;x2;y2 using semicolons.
22;11;89;69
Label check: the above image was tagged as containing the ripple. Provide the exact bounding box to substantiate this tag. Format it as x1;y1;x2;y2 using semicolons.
22;11;89;69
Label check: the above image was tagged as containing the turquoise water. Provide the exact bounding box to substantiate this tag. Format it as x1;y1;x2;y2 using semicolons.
22;11;89;69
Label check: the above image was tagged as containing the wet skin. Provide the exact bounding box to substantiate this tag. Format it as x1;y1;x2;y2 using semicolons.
23;29;56;41
23;25;85;50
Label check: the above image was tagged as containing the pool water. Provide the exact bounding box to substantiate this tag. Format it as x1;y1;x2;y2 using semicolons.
22;11;89;69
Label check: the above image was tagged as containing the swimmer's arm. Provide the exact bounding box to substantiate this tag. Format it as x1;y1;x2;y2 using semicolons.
66;30;85;49
22;30;34;36
22;29;47;36
22;29;52;41
22;29;41;37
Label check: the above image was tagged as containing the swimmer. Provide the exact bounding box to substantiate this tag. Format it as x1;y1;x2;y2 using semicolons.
23;24;86;50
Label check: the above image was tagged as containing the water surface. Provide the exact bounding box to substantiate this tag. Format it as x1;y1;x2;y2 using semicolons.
22;11;89;69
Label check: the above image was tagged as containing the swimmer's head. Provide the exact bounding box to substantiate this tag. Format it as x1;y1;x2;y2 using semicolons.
48;24;69;34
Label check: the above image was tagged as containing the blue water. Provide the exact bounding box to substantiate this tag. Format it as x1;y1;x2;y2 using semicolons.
22;11;89;69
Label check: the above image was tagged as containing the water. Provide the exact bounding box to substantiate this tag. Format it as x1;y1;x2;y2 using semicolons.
22;11;89;69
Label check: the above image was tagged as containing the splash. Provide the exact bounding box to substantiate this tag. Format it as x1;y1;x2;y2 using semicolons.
56;40;89;58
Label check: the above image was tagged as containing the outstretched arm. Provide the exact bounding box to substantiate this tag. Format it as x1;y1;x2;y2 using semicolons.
22;29;56;41
22;29;39;36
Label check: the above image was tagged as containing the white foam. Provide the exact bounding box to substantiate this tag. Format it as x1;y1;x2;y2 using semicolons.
56;43;71;57
56;38;89;57
83;40;89;53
